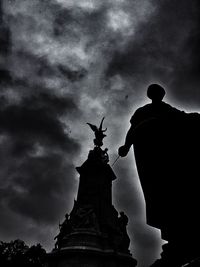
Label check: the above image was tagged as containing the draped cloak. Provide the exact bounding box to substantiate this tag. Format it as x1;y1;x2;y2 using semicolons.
130;102;200;241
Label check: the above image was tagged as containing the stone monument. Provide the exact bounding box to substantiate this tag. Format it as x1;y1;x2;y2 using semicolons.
48;118;137;267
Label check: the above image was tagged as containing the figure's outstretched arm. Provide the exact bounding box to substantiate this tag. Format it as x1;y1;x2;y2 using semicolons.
124;125;135;148
118;125;135;157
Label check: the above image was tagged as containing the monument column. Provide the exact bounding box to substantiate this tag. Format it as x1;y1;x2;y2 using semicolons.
48;118;137;267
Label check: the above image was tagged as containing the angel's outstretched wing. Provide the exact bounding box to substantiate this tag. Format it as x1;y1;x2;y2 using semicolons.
86;123;98;132
99;117;107;132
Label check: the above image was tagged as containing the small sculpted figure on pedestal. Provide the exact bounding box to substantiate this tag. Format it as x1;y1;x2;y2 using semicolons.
87;117;107;148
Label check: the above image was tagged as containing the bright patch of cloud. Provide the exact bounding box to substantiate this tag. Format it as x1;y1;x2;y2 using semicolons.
55;0;102;11
107;9;133;34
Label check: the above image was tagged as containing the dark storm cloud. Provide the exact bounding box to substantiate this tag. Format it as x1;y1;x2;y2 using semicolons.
1;0;199;266
106;0;200;106
0;4;11;57
0;93;80;152
2;155;76;223
58;64;87;82
52;3;106;39
0;0;85;239
0;92;81;221
0;69;12;85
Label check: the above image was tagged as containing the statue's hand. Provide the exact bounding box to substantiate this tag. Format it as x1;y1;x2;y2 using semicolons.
118;145;129;157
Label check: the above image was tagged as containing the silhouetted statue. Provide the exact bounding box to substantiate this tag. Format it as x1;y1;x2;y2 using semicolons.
54;213;72;249
87;117;107;147
119;84;200;266
49;118;137;267
118;84;185;157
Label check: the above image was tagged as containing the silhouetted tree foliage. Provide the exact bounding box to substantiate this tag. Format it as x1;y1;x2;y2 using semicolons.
0;239;47;267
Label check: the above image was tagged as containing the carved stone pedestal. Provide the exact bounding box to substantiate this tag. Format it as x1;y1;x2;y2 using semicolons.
49;241;136;267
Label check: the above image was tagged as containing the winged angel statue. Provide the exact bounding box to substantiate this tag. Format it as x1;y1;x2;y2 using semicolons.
87;117;107;147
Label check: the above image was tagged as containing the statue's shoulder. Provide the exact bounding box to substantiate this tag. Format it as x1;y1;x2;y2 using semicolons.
130;104;152;124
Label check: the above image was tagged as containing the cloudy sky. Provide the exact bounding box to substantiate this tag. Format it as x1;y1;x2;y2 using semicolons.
0;0;200;266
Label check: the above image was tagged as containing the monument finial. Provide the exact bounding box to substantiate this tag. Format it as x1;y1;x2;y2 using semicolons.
86;117;107;147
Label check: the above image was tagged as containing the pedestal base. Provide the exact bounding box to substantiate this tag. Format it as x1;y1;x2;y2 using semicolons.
48;246;137;267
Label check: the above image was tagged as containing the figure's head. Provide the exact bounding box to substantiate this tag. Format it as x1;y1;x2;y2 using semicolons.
147;84;165;103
